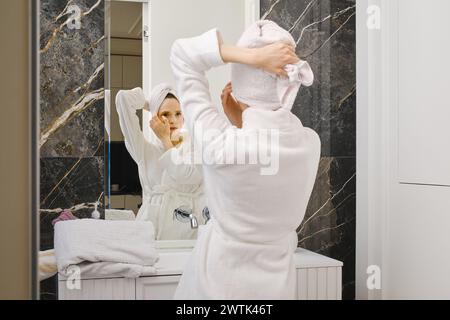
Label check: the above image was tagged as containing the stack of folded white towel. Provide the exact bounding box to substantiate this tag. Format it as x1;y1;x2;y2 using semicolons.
54;219;159;278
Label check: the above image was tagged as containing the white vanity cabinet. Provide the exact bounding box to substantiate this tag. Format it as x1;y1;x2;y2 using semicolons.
135;275;181;300
58;278;136;300
58;248;343;300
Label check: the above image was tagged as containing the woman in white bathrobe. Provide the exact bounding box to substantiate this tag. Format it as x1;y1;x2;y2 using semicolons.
115;85;207;240
170;20;321;299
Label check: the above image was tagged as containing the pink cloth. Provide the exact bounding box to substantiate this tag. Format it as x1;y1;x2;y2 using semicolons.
52;209;78;227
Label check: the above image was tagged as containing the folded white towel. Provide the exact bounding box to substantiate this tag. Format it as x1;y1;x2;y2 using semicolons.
54;219;159;278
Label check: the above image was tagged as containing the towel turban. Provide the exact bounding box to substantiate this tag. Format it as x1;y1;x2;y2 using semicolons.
148;82;179;115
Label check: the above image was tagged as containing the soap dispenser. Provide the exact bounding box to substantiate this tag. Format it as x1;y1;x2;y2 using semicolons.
91;202;100;219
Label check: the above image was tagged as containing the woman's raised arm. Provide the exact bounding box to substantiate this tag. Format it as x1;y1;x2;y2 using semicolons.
219;42;299;78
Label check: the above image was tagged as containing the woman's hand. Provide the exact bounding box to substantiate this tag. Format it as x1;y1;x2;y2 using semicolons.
253;42;300;77
150;115;173;150
219;42;299;78
221;82;246;128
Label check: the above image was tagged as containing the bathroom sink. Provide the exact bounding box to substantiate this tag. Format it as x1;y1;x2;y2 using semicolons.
153;248;192;276
155;239;196;249
151;247;344;276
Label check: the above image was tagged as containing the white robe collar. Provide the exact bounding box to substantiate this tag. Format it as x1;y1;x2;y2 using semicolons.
241;107;303;131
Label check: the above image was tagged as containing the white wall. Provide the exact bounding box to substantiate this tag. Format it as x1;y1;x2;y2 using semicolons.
150;0;245;104
397;0;450;186
357;0;450;299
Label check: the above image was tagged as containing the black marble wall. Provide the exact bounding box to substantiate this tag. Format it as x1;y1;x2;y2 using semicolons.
39;0;105;299
261;0;356;299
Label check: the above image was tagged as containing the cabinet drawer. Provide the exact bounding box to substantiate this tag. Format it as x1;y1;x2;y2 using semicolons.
136;275;181;300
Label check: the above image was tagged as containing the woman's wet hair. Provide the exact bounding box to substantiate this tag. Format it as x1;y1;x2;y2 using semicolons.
165;92;179;101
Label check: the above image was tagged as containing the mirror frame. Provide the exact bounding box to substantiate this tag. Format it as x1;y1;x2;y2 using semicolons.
31;0;40;299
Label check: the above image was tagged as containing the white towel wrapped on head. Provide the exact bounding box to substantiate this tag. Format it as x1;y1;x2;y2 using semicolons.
54;219;159;278
148;82;179;116
231;20;314;111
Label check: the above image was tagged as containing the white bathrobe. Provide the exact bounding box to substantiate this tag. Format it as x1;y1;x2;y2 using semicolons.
170;29;321;299
115;88;207;240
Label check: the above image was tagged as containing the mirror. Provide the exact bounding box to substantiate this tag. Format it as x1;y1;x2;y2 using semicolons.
105;0;144;223
105;0;257;244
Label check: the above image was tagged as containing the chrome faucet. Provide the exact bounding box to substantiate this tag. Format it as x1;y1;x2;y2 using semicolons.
173;206;198;229
202;206;210;224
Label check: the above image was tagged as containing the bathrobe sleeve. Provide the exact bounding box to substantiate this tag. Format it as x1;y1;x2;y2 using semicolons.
115;88;160;164
169;29;233;144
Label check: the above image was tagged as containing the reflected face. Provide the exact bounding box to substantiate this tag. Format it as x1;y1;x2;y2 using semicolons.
158;98;184;133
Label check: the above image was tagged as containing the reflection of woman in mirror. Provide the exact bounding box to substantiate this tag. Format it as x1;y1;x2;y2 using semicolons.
115;84;206;240
170;21;319;300
147;91;184;150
